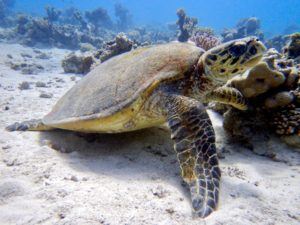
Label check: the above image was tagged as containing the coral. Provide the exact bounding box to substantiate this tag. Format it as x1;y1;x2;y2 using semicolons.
270;103;300;136
45;6;61;23
216;46;300;148
80;43;96;52
114;3;132;31
1;4;173;50
265;35;290;52
16;14;31;35
228;61;286;98
223;108;272;155
283;32;300;59
85;7;114;30
176;8;197;42
221;17;264;42
189;31;221;51
25;19;53;45
62;53;94;74
264;91;295;108
94;33;133;62
72;9;89;30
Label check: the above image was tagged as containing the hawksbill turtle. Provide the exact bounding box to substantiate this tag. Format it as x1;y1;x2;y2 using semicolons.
6;37;266;217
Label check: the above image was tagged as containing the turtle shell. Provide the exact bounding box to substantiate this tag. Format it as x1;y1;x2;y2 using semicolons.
43;42;203;131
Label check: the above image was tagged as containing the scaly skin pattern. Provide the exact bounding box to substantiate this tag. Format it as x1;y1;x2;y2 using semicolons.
162;94;220;217
204;86;248;110
6;37;266;218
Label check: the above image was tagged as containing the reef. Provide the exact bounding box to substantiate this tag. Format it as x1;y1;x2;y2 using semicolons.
221;17;264;42
215;46;300;150
0;4;175;50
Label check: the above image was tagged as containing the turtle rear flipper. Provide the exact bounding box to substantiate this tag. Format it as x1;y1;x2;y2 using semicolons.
6;119;55;131
163;94;220;218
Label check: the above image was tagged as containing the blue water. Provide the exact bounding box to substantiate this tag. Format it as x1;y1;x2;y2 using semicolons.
14;0;300;36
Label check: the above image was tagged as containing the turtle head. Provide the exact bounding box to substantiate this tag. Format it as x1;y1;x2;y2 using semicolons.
199;36;266;83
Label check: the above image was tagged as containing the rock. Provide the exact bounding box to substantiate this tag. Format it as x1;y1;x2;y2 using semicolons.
35;52;51;59
151;185;169;198
1;145;11;150
35;81;47;87
20;53;33;58
18;81;30;90
39;92;53;98
0;180;26;203
80;43;95;52
9;62;44;75
70;175;79;182
94;33;133;63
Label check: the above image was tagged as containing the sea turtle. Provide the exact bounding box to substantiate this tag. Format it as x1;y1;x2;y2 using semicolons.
6;37;266;217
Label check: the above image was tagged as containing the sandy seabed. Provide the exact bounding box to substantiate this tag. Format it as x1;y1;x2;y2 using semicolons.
0;42;299;225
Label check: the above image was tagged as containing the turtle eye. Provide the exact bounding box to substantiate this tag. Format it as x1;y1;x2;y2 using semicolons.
229;44;247;57
249;46;257;55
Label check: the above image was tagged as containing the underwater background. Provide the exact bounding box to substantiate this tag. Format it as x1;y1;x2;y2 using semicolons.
13;0;300;36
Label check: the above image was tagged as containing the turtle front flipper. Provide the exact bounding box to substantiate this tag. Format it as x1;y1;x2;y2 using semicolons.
163;95;220;218
6;119;55;131
204;86;248;110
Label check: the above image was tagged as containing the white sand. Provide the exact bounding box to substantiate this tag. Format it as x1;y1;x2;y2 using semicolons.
0;43;299;225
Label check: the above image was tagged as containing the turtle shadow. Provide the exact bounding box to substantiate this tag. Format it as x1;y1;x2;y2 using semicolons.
37;127;191;199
